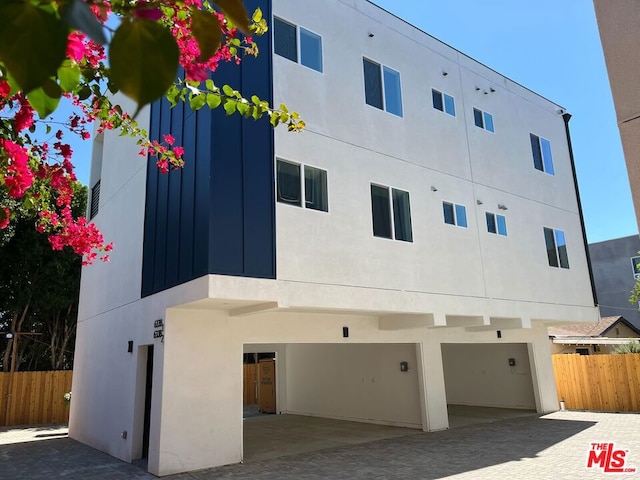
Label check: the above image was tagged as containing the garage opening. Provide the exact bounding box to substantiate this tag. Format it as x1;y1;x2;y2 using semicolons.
242;343;422;462
441;343;537;428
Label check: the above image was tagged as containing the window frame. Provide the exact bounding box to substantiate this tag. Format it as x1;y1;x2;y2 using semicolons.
363;57;403;117
543;226;569;269
276;158;328;212
473;107;494;133
273;17;323;73
432;89;455;116
530;133;555;175
443;201;468;228
371;183;413;242
486;212;507;236
631;256;640;279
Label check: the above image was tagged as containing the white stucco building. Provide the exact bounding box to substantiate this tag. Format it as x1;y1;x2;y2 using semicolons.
71;0;599;476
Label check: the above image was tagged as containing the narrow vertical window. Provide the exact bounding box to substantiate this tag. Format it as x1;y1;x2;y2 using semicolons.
474;108;494;132
443;202;455;225
455;204;467;228
486;212;496;233
273;17;297;62
444;94;455;116
392;188;412;242
496;215;507;236
363;58;383;110
432;89;444;111
371;184;392;239
544;227;568;268
473;108;484;128
276;160;301;206
432;89;455;116
300;28;323;72
487;212;507;236
531;134;554;175
90;180;100;219
483;112;494;132
383;67;403;117
631;256;640;279
304;165;328;212
555;229;569;269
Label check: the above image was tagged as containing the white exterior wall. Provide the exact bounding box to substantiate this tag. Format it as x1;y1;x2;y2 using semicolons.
71;0;599;476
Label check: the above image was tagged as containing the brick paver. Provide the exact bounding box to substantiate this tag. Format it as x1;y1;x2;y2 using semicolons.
1;411;639;479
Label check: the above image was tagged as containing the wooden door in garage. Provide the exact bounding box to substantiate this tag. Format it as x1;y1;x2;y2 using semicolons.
258;359;276;413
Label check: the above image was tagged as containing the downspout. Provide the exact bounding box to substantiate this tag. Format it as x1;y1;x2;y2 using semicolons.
563;113;598;306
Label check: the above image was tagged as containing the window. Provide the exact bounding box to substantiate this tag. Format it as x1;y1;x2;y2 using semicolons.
276;159;328;212
363;58;403;117
631;256;640;279
473;108;494;132
443;202;467;228
576;348;590;356
544;227;569;269
371;184;412;242
89;180;100;219
530;134;554;175
486;212;507;236
432;89;455;116
274;18;323;72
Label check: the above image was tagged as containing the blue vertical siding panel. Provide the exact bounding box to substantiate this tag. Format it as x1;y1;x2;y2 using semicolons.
141;0;274;296
178;101;196;283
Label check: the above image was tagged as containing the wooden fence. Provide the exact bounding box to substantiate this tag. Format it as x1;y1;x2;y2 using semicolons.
552;353;640;412
0;371;73;426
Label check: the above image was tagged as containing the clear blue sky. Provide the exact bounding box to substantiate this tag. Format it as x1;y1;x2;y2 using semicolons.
67;0;637;244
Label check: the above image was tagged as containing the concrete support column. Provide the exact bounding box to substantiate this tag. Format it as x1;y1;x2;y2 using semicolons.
152;310;242;476
527;331;559;414
416;340;449;432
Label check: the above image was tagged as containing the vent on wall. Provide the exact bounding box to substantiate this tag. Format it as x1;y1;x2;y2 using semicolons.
90;180;101;219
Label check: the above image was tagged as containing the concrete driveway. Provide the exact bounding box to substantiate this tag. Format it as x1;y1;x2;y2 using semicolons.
1;411;639;479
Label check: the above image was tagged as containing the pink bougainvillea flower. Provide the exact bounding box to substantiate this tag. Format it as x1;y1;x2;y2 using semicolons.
134;7;163;20
67;32;85;62
0;207;10;229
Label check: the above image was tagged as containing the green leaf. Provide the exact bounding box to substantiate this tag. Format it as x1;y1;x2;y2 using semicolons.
61;0;107;45
0;2;68;93
205;79;215;91
222;84;235;96
27;80;62;118
57;61;81;93
189;93;206;110
214;0;250;33
109;18;179;113
252;8;263;23
223;98;237;115
191;10;222;62
236;101;249;116
206;92;221;109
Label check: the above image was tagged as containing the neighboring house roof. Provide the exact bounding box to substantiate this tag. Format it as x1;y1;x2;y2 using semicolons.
548;316;640;338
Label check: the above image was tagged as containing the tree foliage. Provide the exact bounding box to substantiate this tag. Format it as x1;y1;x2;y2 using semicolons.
0;0;303;263
612;341;640;355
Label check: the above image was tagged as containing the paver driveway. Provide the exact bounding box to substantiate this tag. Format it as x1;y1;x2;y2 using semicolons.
1;411;639;479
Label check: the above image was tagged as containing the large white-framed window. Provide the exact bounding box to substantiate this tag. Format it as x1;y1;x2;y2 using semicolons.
530;133;554;175
273;17;323;73
276;159;328;212
432;89;455;116
544;227;569;269
473;107;494;132
371;184;412;242
443;202;467;228
363;58;403;117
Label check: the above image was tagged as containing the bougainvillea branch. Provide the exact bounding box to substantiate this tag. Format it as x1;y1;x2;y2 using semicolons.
0;0;303;264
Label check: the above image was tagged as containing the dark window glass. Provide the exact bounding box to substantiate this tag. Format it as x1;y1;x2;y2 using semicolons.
496;215;507;236
444;94;455;116
486;212;496;233
531;134;544;171
300;28;323;72
555;229;569;269
455;204;467;227
632;257;640;277
544;227;559;267
304;166;328;211
276;160;301;206
383;67;403;116
392;188;412;242
371;184;391;238
541;137;555;175
432;89;443;111
274;18;297;62
473;108;484;128
90;180;100;219
363;58;383;110
443;202;455;225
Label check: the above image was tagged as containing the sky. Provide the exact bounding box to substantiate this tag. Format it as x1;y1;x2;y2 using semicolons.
64;0;637;244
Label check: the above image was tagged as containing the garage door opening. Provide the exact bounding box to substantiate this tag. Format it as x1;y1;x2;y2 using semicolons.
441;343;537;429
242;343;422;462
